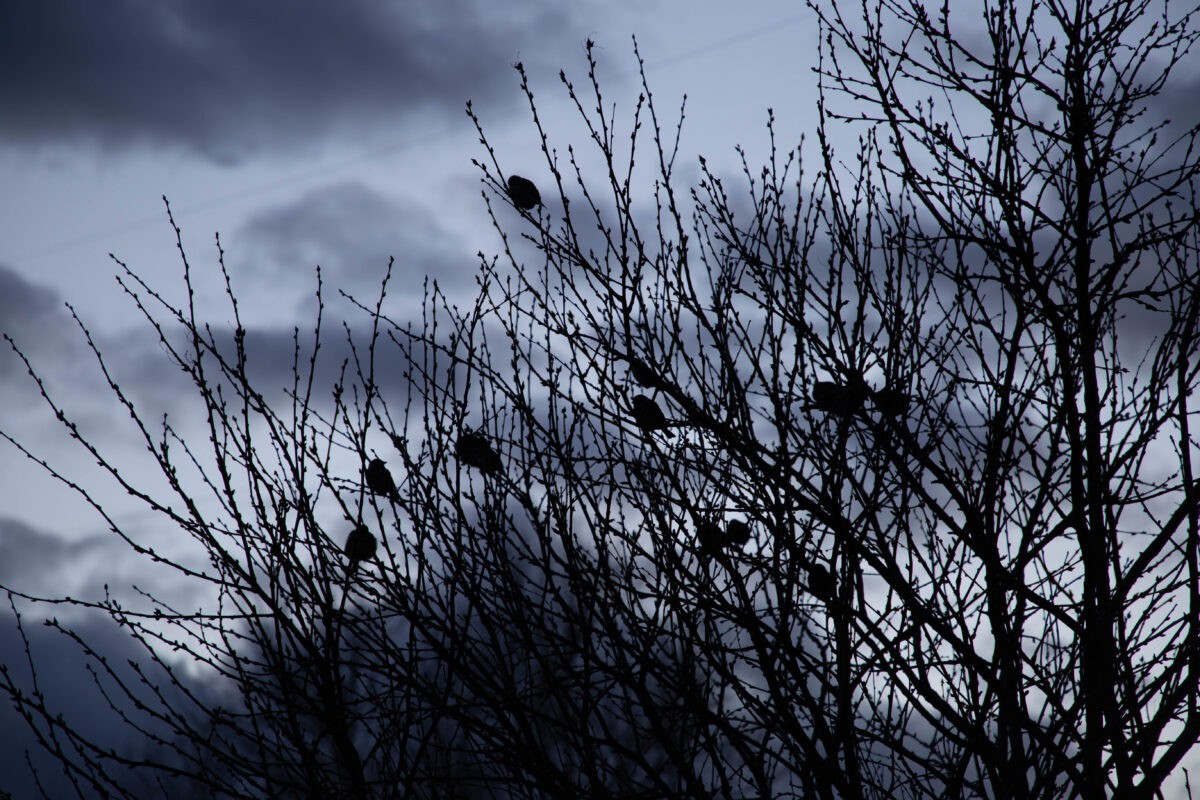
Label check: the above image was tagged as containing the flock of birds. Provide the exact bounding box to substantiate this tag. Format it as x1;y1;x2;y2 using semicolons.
339;174;911;604
345;436;504;571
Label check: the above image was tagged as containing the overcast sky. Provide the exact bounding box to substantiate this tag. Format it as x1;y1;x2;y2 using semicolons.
3;1;1199;796
0;2;819;794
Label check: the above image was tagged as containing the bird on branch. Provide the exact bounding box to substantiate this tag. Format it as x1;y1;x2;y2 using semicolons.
810;379;869;415
630;393;672;434
506;175;541;210
626;355;663;389
871;386;910;418
726;519;752;548
365;458;399;501
697;520;725;555
697;518;753;556
344;525;378;564
807;563;835;601
456;430;503;474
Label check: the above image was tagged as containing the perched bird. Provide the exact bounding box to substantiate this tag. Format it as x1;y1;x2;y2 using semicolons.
807;563;835;601
365;458;399;500
697;520;725;554
506;175;541;210
344;525;378;563
811;381;840;410
698;518;752;555
630;394;670;432
726;519;752;548
627;356;661;388
811;380;868;415
456;431;503;474
871;387;910;418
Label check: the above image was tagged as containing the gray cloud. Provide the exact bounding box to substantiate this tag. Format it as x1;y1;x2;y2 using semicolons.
0;262;57;328
237;181;473;292
0;517;74;589
0;0;578;162
0;516;169;604
0;262;78;384
0;521;216;799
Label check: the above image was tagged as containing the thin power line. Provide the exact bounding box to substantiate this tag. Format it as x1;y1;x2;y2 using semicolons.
5;11;808;264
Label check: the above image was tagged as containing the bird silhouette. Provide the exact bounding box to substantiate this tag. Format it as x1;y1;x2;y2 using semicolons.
698;518;751;555
726;519;752;548
697;520;725;554
630;394;671;433
627;356;661;388
807;563;835;600
811;380;868;414
365;458;399;500
344;525;377;563
506;175;541;210
871;387;910;417
456;431;502;474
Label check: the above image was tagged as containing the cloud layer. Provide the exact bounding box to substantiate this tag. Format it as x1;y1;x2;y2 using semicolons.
0;0;575;162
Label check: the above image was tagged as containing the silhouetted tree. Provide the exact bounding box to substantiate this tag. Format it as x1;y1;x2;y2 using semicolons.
3;1;1200;798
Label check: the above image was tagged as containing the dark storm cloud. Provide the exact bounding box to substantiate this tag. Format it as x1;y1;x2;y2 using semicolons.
0;0;576;162
0;609;226;798
107;309;421;432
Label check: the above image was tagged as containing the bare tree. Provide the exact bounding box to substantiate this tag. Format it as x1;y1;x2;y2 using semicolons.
804;1;1200;796
3;0;1200;797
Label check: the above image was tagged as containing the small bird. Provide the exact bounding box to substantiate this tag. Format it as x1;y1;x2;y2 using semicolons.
630;394;670;432
807;563;835;600
344;525;377;563
506;175;541;210
811;380;868;415
627;356;661;388
364;458;399;500
871;387;910;417
456;431;502;474
726;519;752;548
698;518;752;555
697;520;725;554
